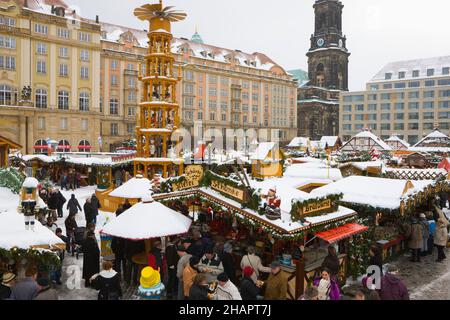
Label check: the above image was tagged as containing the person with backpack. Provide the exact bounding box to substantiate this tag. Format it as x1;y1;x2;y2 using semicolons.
91;261;122;300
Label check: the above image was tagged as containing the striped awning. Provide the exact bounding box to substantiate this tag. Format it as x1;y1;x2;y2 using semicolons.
315;223;369;244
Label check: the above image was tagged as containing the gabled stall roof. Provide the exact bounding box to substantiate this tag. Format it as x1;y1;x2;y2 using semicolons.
340;131;392;152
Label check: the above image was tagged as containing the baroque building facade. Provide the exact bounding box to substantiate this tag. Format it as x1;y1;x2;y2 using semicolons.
296;0;350;140
0;0;298;154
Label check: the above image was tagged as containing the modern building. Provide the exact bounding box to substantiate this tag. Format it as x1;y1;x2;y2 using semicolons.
0;0;102;154
0;0;298;154
294;0;350;140
340;56;450;145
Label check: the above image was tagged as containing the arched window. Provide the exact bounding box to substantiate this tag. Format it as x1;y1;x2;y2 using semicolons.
110;98;119;115
36;89;47;108
78;140;91;152
316;63;325;87
57;139;71;152
79;91;90;111
34;139;48;155
0;84;12;105
58;90;69;110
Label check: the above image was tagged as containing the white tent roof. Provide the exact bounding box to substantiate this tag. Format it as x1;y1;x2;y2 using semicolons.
251;142;276;160
100;199;192;240
287;137;310;148
109;176;152;199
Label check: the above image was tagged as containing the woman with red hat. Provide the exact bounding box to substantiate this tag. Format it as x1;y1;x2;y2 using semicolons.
239;266;262;300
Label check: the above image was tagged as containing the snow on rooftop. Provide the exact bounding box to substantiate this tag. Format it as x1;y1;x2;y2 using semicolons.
284;163;342;181
251;142;276;161
311;176;435;210
344;131;392;151
287;137;310;148
385;135;410;148
108;176;153;199
370;56;450;82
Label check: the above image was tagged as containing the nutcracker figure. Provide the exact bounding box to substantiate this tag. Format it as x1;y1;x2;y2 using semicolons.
262;187;281;220
18;177;40;232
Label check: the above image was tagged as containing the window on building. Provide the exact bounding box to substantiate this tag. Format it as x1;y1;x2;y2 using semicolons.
128;91;135;102
37;117;45;130
110;123;119;136
381;124;391;131
343;115;352;121
57;28;70;39
395;113;404;120
37;60;46;74
59;47;69;58
221;114;226;121
127;107;136;117
442;67;450;75
0;16;15;26
427;68;435;77
381;113;390;121
127;123;134;134
35;89;47;108
423;123;434;130
0;84;11;105
34;23;48;34
381;93;391;100
425;80;435;87
356;105;364;111
385;73;392;80
78;32;91;42
368;94;377;101
383;83;393;89
438;79;450;86
440;90;450;97
111;60;118;70
408;81;420;88
197;111;203;120
0;56;15;70
396;92;405;99
408;135;419;145
60;118;68;130
36;43;47;54
58;91;69;110
343;105;351;112
369;84;379;91
394;123;404;130
424;91;435;98
423;112;434;120
111;75;118;86
408;102;419;110
343;124;351;131
59;63;68;77
110;98;119;115
80;66;89;79
355;124;364;130
80;50;89;61
395;103;404;110
368;114;377;121
439;122;450;130
398;72;406;79
408;112;419;120
439;112;450;119
79;92;90;111
412;70;420;78
355;114;364;121
128;77;135;88
381;103;391;111
394;82;406;89
439;101;449;109
424;102;434;109
408;91;419;99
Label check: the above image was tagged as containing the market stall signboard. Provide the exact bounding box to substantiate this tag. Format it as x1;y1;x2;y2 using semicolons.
300;199;332;216
211;179;247;202
172;165;204;191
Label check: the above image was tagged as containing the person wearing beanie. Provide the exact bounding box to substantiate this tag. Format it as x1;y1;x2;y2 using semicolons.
378;264;409;300
34;278;58;300
219;242;237;285
0;272;16;300
183;256;200;299
240;267;261;300
240;246;271;284
418;213;430;257
176;245;192;300
264;261;288;300
198;248;224;283
214;272;242;300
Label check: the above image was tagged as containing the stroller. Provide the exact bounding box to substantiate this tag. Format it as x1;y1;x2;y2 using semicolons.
71;227;86;259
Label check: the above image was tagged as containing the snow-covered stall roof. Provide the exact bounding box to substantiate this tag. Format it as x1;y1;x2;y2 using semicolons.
108;176;153;199
0;188;64;249
284;163;342;181
251;142;276;161
341;161;383;171
311;176;435;210
100;196;192;240
19;154;134;167
320;136;340;148
287;137;310;148
340;130;392;152
410;129;450;153
385;135;410;149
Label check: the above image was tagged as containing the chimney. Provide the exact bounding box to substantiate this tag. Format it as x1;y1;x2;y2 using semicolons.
95;15;99;23
24;0;28;8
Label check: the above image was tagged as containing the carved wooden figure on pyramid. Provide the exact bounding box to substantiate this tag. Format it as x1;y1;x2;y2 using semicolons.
18;177;41;232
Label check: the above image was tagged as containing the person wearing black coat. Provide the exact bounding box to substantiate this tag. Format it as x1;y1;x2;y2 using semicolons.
91;261;122;300
111;236;125;275
90;194;101;224
56;190;66;218
368;245;383;275
67;194;82;216
83;199;94;225
321;246;340;277
165;238;179;299
189;274;209;300
82;231;100;287
240;275;260;300
220;243;237;285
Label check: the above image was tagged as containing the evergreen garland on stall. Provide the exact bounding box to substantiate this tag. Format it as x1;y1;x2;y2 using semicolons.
290;194;343;222
0;247;61;273
347;217;373;280
0;167;25;194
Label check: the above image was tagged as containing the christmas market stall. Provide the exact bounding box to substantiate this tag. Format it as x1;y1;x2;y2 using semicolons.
409;129;450;155
155;170;369;299
310;176;450;271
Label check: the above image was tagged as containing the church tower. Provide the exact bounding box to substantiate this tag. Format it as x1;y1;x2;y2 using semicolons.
307;0;350;90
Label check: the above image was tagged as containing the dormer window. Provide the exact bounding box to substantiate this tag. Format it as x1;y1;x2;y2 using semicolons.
385;73;392;80
427;68;435;76
200;51;207;57
412;70;420;78
207;53;214;59
398;71;405;79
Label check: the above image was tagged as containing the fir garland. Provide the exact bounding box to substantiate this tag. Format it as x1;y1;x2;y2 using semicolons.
0;167;25;194
0;247;61;273
290;194;343;222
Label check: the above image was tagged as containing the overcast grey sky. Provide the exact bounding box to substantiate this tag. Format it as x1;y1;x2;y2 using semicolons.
67;0;450;91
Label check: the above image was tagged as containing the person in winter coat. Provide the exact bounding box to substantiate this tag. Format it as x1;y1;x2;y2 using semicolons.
83;198;94;225
419;213;430;256
55;189;66;218
82;231;100;287
111;236;125;275
434;218;449;262
313;268;340;301
45;216;58;233
264;261;288;300
240;267;261;300
177;245;192;300
183;256;200;299
91;261;122;300
64;214;77;250
0;272;16;300
148;241;165;282
405;217;423;262
198;248;224;283
90;194;101;224
34;278;58;300
165;237;179;299
47;190;59;220
189;274;210;300
220;242;237;285
214;273;242;300
321;246;340;277
67;194;82;216
378;264;409;300
10;266;39;300
240;246;271;284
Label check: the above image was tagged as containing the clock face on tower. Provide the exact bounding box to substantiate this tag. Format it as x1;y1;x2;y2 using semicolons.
317;38;325;47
